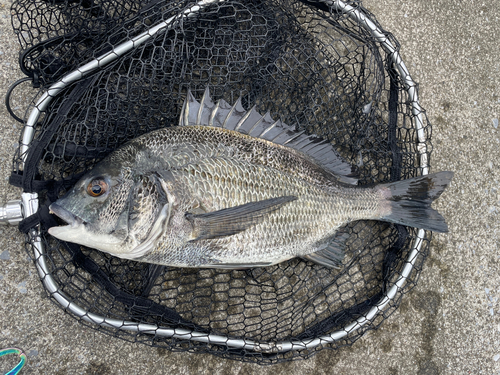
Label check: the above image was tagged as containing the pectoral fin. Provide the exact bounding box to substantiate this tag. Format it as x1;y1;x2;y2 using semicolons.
186;196;297;241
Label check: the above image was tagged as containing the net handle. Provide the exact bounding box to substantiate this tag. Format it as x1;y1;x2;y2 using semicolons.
19;0;428;353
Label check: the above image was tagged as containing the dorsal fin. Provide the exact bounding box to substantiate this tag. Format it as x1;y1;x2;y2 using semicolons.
179;87;358;185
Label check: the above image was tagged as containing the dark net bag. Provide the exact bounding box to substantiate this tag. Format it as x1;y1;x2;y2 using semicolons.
8;0;432;364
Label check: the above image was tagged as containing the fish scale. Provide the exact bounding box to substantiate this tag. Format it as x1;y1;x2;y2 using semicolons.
140;147;378;267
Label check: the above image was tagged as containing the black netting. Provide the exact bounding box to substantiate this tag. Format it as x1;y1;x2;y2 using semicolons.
9;0;432;364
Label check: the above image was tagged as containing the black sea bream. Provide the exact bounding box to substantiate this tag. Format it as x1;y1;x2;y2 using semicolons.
48;88;453;268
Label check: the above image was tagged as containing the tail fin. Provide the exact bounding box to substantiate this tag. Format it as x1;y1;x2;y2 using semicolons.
380;171;453;233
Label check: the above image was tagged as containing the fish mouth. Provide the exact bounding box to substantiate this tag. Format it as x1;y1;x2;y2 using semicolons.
48;203;84;228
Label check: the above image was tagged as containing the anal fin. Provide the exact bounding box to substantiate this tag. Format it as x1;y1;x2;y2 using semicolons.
301;232;348;268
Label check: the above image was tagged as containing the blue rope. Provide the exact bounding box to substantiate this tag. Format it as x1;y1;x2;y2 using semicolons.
0;348;26;375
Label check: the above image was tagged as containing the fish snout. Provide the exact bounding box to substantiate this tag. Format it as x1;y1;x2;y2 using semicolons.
49;203;83;228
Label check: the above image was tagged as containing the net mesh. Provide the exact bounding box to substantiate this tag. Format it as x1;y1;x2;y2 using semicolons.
9;0;432;364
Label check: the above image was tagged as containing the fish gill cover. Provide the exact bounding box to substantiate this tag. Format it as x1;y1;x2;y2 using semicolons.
8;0;433;364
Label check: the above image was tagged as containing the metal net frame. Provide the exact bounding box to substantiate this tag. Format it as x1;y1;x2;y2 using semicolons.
5;0;432;364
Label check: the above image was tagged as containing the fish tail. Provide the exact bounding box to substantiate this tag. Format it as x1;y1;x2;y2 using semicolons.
378;171;453;233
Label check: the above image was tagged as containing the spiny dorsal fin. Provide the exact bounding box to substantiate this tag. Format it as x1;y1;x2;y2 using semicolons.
180;87;358;185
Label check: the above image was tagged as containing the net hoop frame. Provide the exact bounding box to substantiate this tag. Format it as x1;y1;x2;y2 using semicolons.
19;0;428;354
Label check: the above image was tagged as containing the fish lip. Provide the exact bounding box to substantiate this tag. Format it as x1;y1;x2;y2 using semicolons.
49;203;84;228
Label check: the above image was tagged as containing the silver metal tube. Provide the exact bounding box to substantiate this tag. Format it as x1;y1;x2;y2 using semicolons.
21;0;225;165
19;0;429;354
0;200;23;226
326;0;428;173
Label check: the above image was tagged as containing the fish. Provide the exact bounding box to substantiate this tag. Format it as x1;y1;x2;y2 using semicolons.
48;88;453;269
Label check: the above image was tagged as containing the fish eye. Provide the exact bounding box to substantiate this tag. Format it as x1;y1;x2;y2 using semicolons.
87;178;108;197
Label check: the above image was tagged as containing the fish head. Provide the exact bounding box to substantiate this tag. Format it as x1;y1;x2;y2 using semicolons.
48;159;138;255
48;152;175;260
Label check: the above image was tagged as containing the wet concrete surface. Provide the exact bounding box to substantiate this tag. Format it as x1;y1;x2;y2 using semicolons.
1;0;499;373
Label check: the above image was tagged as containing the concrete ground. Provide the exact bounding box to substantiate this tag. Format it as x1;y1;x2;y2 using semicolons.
0;0;499;374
